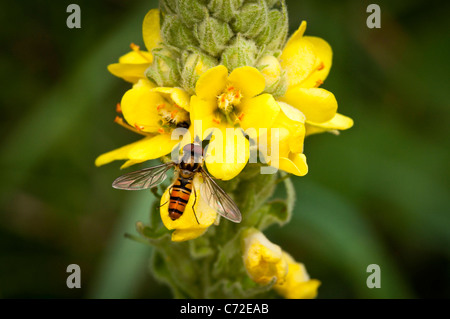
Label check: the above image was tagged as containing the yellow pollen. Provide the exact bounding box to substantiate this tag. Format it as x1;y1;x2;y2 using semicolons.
218;85;242;114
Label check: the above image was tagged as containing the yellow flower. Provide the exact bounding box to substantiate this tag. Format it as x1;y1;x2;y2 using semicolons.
95;78;191;169
191;65;280;180
242;228;320;299
274;252;321;299
242;228;288;285
260;101;308;176
278;21;353;136
160;175;217;242
107;9;161;83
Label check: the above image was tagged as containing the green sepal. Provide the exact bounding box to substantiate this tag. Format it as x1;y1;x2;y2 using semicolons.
194;15;234;57
264;71;288;98
231;0;269;39
161;14;199;50
177;0;208;27
145;47;181;87
159;0;178;15
180;49;219;95
255;6;288;52
221;34;258;70
208;0;244;23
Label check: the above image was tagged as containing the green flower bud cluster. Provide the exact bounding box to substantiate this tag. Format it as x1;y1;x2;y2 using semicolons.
146;0;289;96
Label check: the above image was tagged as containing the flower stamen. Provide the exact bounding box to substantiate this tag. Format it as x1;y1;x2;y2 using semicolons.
217;84;243;114
116;102;122;114
114;116;148;136
130;42;152;62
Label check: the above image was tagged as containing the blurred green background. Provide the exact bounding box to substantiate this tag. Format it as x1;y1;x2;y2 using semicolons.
1;0;449;298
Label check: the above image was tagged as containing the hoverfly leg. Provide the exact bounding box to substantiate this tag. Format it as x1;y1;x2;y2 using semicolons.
157;186;173;208
191;189;200;225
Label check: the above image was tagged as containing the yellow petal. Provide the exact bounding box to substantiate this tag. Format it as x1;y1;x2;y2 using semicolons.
274;102;306;154
300;36;332;88
190;95;219;139
242;229;289;285
195;65;228;101
171;228;209;242
107;62;150;83
238;94;280;137
305;113;354;136
128;133;181;163
274;252;321;299
278;153;308;176
95;136;154;167
151;87;191;112
121;79;164;133
142;9;161;52
284;21;307;49
205;126;249;181
118;50;153;64
280;22;319;87
279;86;337;123
228;66;266;98
160;175;217;242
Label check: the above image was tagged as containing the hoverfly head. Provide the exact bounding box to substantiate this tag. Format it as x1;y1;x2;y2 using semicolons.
182;142;204;164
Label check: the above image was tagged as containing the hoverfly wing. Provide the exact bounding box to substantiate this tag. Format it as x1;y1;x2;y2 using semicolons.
199;169;242;223
112;162;175;190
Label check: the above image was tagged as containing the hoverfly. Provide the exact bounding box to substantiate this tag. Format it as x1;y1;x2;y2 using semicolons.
112;142;242;223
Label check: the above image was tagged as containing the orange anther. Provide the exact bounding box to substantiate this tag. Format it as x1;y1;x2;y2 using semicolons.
318;62;325;71
157;103;166;111
315;79;324;87
213;118;221;124
170;110;178;119
130;43;140;51
114;116;122;123
116;103;122;113
158;127;165;134
227;86;235;92
238;113;245;122
134;123;145;131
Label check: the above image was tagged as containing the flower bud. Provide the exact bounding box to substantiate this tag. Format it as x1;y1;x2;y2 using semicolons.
180;50;219;94
221;35;258;71
161;14;199;50
159;0;178;14
208;0;244;22
255;8;288;52
145;48;180;87
231;0;269;39
195;16;234;57
265;0;282;8
241;228;288;285
274;252;321;299
177;0;208;27
256;55;288;97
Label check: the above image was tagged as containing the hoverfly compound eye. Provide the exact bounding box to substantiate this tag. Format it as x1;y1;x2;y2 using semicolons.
192;143;203;157
183;143;203;156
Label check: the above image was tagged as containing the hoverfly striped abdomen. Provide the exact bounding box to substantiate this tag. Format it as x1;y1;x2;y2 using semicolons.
168;176;194;220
